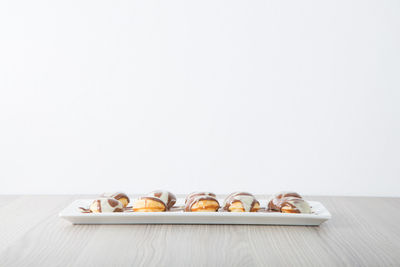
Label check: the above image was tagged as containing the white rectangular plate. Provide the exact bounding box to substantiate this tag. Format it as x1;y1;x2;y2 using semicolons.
59;198;331;226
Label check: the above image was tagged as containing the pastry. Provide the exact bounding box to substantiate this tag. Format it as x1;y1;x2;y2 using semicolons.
185;192;219;212
267;191;302;211
146;190;176;209
267;191;311;213
100;192;130;208
132;197;167;212
80;198;124;213
223;192;260;212
278;197;311;213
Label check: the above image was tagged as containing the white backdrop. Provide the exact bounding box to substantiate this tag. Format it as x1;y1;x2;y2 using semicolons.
0;0;399;196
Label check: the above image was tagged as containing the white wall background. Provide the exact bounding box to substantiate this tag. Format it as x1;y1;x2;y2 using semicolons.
0;0;399;196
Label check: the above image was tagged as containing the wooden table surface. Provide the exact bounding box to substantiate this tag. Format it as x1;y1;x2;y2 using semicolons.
0;195;399;267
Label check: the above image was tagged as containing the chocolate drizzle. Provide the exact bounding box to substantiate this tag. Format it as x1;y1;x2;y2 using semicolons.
79;207;91;213
223;192;259;212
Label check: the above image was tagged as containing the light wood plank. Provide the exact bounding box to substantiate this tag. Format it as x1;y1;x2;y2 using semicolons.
0;195;19;208
0;195;75;251
0;196;399;266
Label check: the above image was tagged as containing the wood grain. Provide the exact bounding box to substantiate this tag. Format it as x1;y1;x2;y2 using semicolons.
0;196;399;266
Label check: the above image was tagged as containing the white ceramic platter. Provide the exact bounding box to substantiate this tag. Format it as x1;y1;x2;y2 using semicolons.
59;198;331;226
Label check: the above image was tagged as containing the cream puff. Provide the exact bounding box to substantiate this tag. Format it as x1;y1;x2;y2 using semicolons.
267;191;302;211
278;197;311;213
132;197;167;212
267;191;311;213
185;192;217;204
223;192;260;212
146;190;176;210
80;198;124;213
185;193;219;212
100;192;130;208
